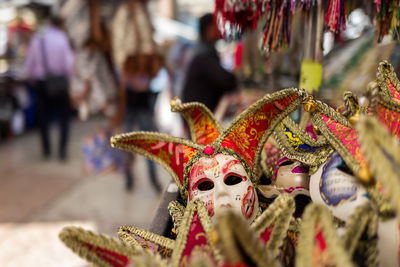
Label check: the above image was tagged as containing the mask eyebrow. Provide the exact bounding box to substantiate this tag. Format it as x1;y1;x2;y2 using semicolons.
222;159;241;174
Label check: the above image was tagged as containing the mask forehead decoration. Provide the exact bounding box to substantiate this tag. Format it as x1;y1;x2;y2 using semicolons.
111;88;304;207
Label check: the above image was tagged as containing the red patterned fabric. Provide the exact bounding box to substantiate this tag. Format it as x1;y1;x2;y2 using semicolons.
221;95;298;169
83;242;130;267
386;78;400;103
121;139;197;184
180;212;210;267
377;79;400;140
188;107;220;145
320;114;367;169
377;104;400;140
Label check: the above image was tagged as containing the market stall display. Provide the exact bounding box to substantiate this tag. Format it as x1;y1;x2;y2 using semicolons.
59;61;400;267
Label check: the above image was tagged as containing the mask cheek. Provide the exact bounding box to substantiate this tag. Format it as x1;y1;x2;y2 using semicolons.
195;191;215;217
241;186;256;219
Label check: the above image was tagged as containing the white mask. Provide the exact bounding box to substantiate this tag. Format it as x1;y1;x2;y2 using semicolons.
273;157;310;196
188;154;258;222
259;157;310;198
310;152;369;221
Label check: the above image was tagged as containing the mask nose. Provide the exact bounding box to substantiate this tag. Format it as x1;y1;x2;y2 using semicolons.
213;179;230;205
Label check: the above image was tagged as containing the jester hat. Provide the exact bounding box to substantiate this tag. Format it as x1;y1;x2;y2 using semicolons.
111;88;304;198
374;60;400;139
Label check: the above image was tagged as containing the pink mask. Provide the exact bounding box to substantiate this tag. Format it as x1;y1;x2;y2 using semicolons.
188;154;258;222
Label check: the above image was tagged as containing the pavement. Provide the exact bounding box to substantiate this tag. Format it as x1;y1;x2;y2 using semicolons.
0;117;171;266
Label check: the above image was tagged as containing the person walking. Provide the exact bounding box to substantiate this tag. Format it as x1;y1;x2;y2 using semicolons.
24;15;74;160
182;13;237;112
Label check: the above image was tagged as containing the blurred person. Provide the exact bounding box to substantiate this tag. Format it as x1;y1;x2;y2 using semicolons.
112;55;164;192
182;13;237;112
24;15;74;160
166;39;193;97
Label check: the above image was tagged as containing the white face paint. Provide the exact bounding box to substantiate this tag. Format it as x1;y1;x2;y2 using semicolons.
309;152;369;221
188;154;258;222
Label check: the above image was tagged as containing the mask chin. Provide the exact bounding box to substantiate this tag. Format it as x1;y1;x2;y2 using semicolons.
309;152;370;222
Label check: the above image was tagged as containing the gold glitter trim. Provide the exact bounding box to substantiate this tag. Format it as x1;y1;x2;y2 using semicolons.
111;131;203;196
59;226;166;267
376;61;400;112
358;116;400;215
213;88;305;182
310;100;362;176
171;199;222;266
251;194;295;259
342;203;379;266
295;204;355;267
168;200;185;235
273;117;333;167
118;225;175;254
171;101;222;142
216;210;277;267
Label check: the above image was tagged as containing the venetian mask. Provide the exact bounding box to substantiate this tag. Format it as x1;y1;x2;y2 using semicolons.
309;152;369;221
272;157;310;196
111;89;304;222
188;154;258;221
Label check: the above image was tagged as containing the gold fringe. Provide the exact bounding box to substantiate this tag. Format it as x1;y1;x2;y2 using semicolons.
168;200;185;235
376;61;400;112
118;225;174;258
170;199;222;266
216;209;276;267
59;226;166;267
251;194;295;259
358;116;400;216
273;117;333;167
342;203;379;266
295;204;355;267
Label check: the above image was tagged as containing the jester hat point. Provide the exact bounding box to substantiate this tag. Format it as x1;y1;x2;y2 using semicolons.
111;88;304;198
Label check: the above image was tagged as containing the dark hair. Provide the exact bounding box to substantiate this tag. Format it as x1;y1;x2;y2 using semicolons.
199;13;214;39
50;15;63;28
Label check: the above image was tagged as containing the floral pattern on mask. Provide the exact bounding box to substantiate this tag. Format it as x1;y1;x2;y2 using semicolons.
221;94;299;170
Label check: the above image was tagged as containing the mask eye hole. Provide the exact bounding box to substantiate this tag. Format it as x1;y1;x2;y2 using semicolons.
337;164;353;175
224;176;243;186
279;160;294;166
197;180;214;191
